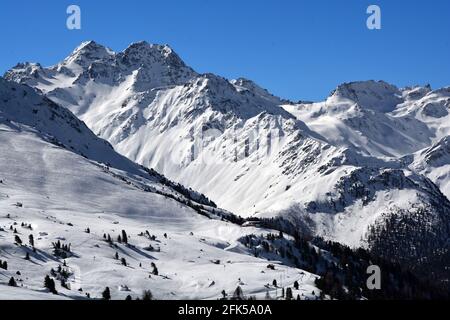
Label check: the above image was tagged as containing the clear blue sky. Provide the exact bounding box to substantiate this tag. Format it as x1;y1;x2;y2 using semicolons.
1;0;449;101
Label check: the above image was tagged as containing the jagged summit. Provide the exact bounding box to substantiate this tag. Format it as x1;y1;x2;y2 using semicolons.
62;40;115;68
328;80;403;112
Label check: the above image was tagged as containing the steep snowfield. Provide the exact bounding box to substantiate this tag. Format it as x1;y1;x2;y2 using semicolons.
0;78;320;300
5;41;450;260
406;136;450;199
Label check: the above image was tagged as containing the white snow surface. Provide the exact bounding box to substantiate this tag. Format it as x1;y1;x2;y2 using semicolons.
0;78;319;300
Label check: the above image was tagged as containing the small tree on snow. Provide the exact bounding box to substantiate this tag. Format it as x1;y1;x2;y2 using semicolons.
44;275;57;294
29;234;34;247
142;290;153;300
14;235;22;245
286;288;293;300
232;286;244;300
221;290;227;300
121;230;128;244
8;277;17;287
102;287;111;300
151;262;158;276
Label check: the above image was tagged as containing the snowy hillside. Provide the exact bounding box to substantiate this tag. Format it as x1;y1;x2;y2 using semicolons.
1;78;438;300
0;78;324;300
5;42;450;289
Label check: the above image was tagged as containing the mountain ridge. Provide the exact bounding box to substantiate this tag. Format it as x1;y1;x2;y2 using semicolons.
4;41;450;288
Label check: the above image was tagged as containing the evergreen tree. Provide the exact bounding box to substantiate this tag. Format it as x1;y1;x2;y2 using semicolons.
29;234;34;247
14;235;22;245
286;288;293;300
44;275;57;294
121;230;128;244
142;290;153;300
294;280;299;290
8;277;17;287
121;257;127;266
125;295;132;301
221;290;227;300
115;252;119;260
102;287;111;300
232;286;244;300
25;252;30;260
151;262;158;275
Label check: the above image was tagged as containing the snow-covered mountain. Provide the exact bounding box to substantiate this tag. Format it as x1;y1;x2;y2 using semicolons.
2;78;439;300
0;77;325;300
5;42;450;288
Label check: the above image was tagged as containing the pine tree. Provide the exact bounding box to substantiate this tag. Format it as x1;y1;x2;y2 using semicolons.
102;287;111;300
14;235;22;245
25;252;30;260
294;280;299;290
8;277;17;287
117;235;122;243
151;262;158;275
232;286;244;300
272;279;277;287
125;295;132;301
142;290;153;300
121;230;128;244
286;288;293;300
114;252;119;260
221;290;227;300
44;275;57;294
29;234;34;247
121;257;127;266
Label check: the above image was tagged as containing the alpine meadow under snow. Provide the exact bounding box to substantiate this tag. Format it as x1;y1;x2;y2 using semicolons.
0;41;449;299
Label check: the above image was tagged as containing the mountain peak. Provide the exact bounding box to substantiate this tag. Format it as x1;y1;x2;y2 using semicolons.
329;80;403;112
123;41;176;59
63;40;115;67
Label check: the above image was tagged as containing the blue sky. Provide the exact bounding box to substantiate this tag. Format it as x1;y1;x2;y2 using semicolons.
1;0;449;101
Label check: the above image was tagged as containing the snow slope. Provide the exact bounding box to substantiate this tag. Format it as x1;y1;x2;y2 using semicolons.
5;41;450;273
0;78;322;300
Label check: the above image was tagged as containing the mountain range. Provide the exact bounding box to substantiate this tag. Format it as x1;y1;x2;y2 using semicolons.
1;40;449;298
